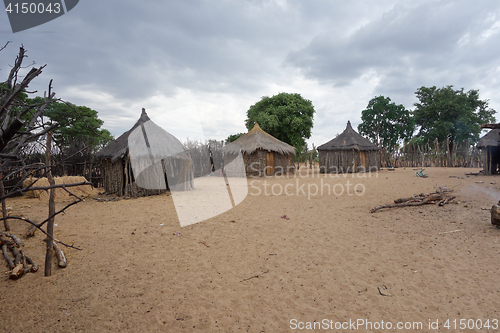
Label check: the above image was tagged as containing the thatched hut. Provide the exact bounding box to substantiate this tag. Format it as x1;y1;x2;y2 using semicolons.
96;109;194;196
222;123;295;177
317;121;380;173
477;129;500;175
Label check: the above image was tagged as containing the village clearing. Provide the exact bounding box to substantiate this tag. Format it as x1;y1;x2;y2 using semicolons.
1;167;499;332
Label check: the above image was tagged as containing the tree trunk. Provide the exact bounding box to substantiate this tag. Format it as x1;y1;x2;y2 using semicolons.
44;131;55;277
447;137;453;167
0;180;9;231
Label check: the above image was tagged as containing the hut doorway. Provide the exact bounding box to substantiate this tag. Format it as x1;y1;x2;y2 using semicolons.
266;152;274;176
488;146;500;174
360;151;367;169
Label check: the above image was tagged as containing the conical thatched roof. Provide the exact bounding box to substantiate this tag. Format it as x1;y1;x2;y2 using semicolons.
477;129;500;148
222;123;296;155
96;108;187;162
317;121;380;151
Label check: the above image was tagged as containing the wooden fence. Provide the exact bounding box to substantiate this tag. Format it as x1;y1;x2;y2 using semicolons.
187;145;224;178
379;139;483;168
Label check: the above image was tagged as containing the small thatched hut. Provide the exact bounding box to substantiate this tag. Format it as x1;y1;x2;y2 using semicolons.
477;129;500;175
317;121;380;173
222;123;295;177
96;109;194;196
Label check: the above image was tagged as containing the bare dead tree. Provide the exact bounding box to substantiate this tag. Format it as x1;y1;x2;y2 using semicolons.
0;45;87;278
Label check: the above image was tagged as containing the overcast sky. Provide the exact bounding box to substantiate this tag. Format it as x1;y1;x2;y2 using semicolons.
1;0;499;146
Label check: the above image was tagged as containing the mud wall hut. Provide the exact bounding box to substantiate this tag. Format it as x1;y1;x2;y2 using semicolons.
317;121;380;173
477;129;500;175
96;109;194;196
222;123;295;177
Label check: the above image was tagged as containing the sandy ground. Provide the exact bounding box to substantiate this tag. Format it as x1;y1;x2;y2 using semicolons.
1;167;500;333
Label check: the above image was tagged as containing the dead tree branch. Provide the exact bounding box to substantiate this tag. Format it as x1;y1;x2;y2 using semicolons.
371;188;454;213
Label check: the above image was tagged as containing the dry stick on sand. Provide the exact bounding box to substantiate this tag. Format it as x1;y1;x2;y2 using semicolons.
438;229;464;235
241;269;269;282
52;241;67;268
25;254;38;273
439;196;456;206
377;285;392;297
371;189;454;213
0;231;23;247
26;223;37;237
10;245;21;265
2;243;14;268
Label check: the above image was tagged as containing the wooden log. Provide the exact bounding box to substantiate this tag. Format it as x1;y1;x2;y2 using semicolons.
25;255;38;273
439;196;456;206
427;193;443;202
2;232;22;247
394;196;425;203
2;244;14;268
10;245;21;265
53;241;67;268
0;235;7;246
20;250;26;266
491;202;500;227
9;263;25;279
26;223;37;237
371;198;429;213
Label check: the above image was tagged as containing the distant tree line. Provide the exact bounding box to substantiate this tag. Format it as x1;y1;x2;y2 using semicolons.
358;86;496;154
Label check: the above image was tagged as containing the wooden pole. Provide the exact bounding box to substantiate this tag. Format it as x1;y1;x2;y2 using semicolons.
44;131;55;277
0;180;9;231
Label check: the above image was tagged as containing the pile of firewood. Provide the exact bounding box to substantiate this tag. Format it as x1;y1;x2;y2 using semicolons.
1;232;37;279
371;187;455;213
1;229;66;280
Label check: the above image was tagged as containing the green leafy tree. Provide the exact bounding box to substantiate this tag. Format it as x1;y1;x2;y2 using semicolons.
225;133;244;144
245;92;315;153
358;96;414;151
38;100;113;153
413;86;496;149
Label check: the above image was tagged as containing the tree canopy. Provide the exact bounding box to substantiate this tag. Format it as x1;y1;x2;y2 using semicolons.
225;133;244;144
38;100;113;153
358;96;414;151
413;86;496;146
245;92;315;153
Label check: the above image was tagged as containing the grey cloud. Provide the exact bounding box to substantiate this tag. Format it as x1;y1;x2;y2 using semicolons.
287;0;500;91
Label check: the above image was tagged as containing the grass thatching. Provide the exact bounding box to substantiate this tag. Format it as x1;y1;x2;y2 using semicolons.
23;176;98;200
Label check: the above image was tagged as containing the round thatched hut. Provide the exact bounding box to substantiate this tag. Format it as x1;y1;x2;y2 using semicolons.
222;123;295;177
477;129;500;175
317;121;380;173
96;109;194;196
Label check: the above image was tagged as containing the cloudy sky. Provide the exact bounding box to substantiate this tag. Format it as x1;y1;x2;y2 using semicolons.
1;0;499;146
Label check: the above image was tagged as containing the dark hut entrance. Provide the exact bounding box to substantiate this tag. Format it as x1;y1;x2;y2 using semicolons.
485;146;500;175
477;129;500;175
